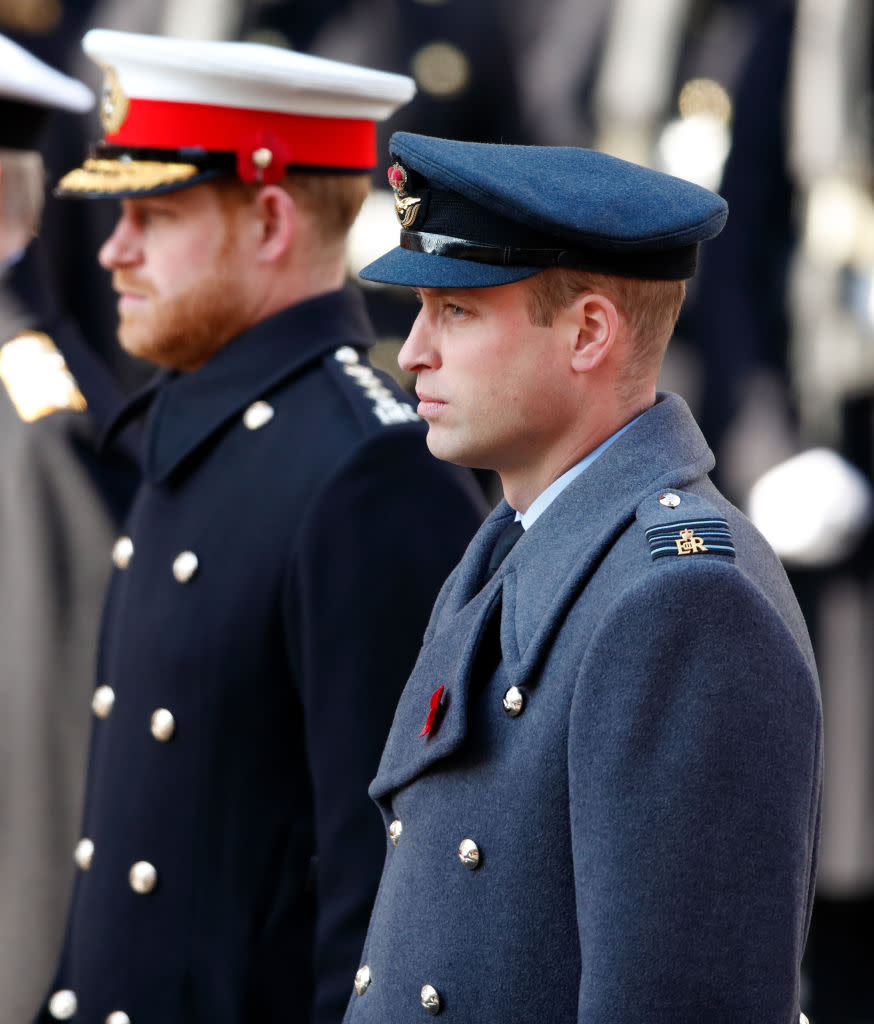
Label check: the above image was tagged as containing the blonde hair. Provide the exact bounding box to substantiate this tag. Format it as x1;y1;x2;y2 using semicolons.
0;149;45;238
524;266;686;393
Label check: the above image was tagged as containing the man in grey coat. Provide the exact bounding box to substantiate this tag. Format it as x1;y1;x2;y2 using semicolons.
342;133;823;1024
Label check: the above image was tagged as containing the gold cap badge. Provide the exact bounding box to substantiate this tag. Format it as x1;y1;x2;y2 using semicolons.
99;63;129;134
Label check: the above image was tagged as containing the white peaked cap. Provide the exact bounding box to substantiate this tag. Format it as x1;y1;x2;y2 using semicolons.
56;29;416;198
82;29;415;122
0;32;93;112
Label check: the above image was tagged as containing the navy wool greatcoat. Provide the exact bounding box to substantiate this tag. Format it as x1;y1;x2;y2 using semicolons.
344;393;822;1024
35;286;487;1024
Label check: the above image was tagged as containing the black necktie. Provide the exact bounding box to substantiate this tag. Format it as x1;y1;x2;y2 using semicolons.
486;520;525;579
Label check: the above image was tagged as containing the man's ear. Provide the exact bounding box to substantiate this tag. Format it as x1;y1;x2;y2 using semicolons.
251;184;295;263
566;291;620;373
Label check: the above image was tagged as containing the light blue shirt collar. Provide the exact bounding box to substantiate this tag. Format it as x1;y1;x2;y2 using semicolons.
516;415;641;530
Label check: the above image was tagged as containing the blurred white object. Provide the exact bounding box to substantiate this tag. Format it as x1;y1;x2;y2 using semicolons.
656;111;731;191
748;448;874;567
347;190;401;284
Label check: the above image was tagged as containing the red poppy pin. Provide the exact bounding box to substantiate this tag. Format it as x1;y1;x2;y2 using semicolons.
420;684;445;738
388;162;407;193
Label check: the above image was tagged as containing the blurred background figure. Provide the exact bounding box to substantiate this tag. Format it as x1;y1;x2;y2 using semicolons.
0;32;138;1024
689;2;874;1020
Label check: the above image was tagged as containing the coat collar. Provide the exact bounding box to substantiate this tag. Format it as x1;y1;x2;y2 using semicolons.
102;286;375;483
370;392;715;801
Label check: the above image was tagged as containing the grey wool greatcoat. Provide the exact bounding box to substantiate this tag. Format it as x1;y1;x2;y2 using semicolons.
344;392;823;1024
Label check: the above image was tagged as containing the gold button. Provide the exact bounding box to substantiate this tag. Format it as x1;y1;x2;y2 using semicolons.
92;685;115;719
458;838;481;870
389;819;403;846
74;837;94;871
150;708;176;742
106;1013;131;1024
129;860;158;894
243;400;274;430
172;551;199;583
420;984;441;1015
658;492;681;508
112;536;133;569
354;965;372;995
502;686;524;717
48;990;77;1020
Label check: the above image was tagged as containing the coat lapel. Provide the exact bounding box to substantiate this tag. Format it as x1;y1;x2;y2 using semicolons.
370;393;715;801
102;287;377;484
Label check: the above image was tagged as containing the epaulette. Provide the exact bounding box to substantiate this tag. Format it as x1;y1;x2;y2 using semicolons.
329;345;420;428
636;489;736;562
0;331;87;422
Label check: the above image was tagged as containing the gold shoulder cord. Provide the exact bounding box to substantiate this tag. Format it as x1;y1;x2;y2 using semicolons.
0;332;87;422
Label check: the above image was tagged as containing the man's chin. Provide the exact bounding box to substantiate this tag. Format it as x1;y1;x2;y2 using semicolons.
117;325;153;362
425;430;472;468
117;322;179;368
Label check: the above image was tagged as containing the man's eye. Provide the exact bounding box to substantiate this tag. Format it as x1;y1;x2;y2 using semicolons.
448;304;466;316
138;208;171;226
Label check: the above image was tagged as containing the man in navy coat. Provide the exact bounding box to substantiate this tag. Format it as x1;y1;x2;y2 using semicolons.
342;133;823;1023
34;34;486;1024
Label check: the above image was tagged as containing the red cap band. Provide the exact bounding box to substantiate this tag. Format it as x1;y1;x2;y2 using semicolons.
105;97;377;171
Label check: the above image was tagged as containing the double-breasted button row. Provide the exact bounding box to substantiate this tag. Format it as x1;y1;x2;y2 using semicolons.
90;687;176;742
72;840;158;896
352;969;443;1015
49;989;131;1023
111;536;200;584
71;839;158;895
387;819;482;871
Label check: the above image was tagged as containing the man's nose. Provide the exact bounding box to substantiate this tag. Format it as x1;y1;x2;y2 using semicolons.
398;309;439;373
98;214;141;270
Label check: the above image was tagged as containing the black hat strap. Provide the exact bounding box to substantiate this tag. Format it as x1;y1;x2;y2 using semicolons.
400;229;698;281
